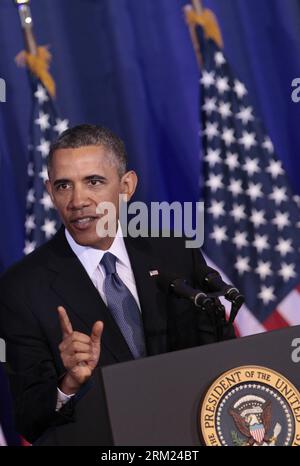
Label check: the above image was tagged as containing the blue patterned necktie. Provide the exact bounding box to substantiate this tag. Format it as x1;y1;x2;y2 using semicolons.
101;252;147;359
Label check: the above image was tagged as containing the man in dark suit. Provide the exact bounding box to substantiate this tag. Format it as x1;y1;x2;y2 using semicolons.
0;124;234;443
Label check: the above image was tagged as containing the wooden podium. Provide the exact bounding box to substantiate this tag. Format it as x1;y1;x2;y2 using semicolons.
36;325;300;446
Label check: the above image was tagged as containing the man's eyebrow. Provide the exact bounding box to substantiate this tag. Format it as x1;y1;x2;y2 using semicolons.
53;175;107;187
53;178;71;187
84;174;107;182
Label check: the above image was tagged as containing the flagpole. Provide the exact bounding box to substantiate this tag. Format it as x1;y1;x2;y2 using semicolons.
191;0;203;14
14;0;56;97
183;1;204;69
15;0;37;56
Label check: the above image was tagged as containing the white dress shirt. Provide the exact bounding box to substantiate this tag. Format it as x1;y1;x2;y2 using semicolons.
56;225;141;411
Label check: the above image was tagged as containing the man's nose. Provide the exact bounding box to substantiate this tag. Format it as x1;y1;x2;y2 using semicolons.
69;186;90;210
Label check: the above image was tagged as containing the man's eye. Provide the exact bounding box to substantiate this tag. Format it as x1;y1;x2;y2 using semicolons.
88;179;102;186
57;183;70;191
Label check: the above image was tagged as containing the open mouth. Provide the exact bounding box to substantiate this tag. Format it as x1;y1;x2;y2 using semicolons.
70;216;98;230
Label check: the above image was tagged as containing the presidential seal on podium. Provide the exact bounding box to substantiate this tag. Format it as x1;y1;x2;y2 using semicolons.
199;366;300;446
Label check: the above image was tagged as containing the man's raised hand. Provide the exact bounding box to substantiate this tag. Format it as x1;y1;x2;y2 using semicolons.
57;306;103;395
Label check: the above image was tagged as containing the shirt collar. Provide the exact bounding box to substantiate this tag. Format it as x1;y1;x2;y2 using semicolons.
65;224;130;279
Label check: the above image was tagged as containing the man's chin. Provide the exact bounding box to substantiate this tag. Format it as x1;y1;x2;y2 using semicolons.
66;225;114;249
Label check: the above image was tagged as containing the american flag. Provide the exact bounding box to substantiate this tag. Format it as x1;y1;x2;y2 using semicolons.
24;80;69;254
197;29;300;336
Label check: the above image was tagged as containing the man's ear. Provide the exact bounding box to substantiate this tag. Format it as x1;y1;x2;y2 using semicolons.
120;170;138;202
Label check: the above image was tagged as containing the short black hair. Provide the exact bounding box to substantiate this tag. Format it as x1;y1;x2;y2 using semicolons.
47;124;128;176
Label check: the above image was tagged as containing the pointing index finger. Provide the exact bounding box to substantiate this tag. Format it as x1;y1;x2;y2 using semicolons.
57;306;73;338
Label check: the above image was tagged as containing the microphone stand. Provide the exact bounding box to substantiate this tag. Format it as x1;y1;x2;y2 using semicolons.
197;293;244;341
210;298;227;342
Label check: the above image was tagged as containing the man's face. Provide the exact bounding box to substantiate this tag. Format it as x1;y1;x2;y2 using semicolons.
46;144;137;249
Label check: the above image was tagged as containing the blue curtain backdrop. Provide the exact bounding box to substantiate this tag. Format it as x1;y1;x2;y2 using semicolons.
1;0;300;272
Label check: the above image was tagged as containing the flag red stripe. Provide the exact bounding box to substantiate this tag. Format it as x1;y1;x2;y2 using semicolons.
233;322;241;338
263;309;289;331
21;437;31;446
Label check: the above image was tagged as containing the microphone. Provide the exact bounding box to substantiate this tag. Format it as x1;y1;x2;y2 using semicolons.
156;270;235;341
196;265;244;324
156;272;215;310
198;265;245;307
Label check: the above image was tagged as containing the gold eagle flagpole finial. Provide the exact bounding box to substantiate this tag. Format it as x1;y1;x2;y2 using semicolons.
14;0;56;97
183;0;223;68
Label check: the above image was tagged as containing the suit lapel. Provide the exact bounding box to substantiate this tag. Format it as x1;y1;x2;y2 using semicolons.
46;229;133;363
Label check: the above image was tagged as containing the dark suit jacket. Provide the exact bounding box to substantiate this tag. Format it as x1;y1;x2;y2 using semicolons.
0;228;234;442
